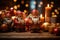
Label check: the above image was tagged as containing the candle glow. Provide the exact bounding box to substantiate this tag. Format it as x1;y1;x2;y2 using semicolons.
47;4;49;7
40;14;43;18
12;16;16;20
45;4;51;22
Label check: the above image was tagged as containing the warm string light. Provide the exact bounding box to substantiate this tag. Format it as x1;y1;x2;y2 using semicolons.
40;1;43;5
52;12;55;15
17;4;20;8
14;5;17;10
55;9;58;12
51;4;53;7
24;10;27;13
13;0;17;2
51;2;54;4
25;4;29;7
52;12;57;17
38;1;43;8
21;1;24;4
54;9;59;14
52;15;57;17
50;2;54;8
52;9;59;17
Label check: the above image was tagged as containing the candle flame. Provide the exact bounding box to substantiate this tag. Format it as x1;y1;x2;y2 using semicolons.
40;14;42;18
47;4;49;7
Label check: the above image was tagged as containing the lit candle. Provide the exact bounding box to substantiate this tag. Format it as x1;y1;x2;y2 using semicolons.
40;14;44;22
45;4;51;22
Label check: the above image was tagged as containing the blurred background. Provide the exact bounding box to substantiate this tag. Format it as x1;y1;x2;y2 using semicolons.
0;0;60;22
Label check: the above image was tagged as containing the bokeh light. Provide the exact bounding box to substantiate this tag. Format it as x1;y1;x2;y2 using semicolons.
25;4;29;7
34;1;36;4
21;1;24;4
24;10;27;13
17;4;20;8
13;0;17;2
40;1;43;5
14;5;17;10
51;4;53;7
54;9;58;12
38;4;41;7
51;2;54;4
